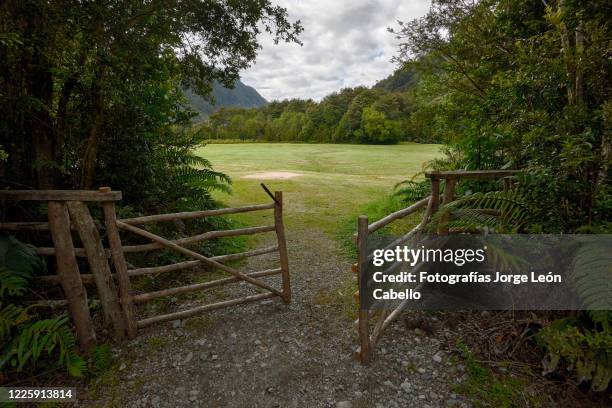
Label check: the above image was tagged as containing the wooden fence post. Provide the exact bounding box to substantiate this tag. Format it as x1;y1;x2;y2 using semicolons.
429;176;440;224
100;189;138;339
67;201;125;339
439;178;456;235
274;191;291;303
357;215;371;364
47;201;96;351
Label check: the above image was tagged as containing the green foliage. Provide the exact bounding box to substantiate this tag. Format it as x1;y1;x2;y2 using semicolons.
538;318;612;392
569;239;612;312
2;315;85;378
392;0;611;232
184;80;267;121
394;179;431;203
0;235;85;380
454;342;538;408
201;85;429;145
0;304;29;339
89;344;113;374
535;239;612;391
430;190;533;233
0;234;44;297
0;0;301;210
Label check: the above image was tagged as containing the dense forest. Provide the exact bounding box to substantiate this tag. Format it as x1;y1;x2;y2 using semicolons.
392;0;612;393
200;69;429;144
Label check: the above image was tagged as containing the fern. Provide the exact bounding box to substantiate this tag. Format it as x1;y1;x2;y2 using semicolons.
0;267;30;298
0;304;29;339
0;235;85;378
90;344;112;373
394;179;431;203
0;233;43;298
570;239;612;316
538;320;612;392
429;190;533;232
2;314;85;377
156;146;232;194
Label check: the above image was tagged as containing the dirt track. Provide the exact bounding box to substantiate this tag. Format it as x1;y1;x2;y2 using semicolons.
80;217;467;408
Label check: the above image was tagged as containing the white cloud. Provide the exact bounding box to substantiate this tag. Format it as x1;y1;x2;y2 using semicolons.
241;0;431;101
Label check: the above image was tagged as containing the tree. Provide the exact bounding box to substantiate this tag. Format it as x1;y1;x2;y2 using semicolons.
361;106;401;144
391;0;611;230
0;0;302;190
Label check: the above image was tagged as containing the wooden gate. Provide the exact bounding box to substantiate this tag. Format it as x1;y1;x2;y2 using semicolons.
0;187;290;349
115;189;290;331
353;170;519;364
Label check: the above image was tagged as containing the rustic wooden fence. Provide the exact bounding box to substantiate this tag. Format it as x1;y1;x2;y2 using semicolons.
353;170;519;364
0;187;290;351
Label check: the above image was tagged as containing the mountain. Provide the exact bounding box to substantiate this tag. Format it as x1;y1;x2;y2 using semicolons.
185;80;267;120
373;67;417;92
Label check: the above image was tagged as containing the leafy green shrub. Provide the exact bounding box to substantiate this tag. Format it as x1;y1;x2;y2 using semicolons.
537;238;612;392
0;234;86;380
538;317;611;392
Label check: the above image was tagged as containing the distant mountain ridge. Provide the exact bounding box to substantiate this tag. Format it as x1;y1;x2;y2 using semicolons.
373;67;417;92
186;80;267;120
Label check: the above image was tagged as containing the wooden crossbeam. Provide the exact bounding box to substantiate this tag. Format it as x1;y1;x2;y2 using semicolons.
116;221;283;297
119;203;274;225
0;189;121;201
133;268;282;303
128;246;278;277
137;293;277;328
36;246;279;285
121;225;275;253
367;196;430;234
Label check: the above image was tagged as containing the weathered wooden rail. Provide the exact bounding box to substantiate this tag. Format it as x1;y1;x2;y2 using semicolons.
353;170;519;364
0;188;290;350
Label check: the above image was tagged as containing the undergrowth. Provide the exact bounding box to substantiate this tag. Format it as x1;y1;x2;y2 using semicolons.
454;342;542;408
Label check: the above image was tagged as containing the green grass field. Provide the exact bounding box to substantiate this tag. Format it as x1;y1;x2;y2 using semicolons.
197;143;442;238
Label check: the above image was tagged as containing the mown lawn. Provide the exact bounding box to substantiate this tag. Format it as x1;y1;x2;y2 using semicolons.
197;142;442;239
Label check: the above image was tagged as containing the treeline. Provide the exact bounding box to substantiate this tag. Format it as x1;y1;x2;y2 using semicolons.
201;78;437;144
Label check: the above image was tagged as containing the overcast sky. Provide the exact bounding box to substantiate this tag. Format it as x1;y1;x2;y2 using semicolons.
240;0;431;102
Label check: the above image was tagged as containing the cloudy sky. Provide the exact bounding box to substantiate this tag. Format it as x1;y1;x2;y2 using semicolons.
241;0;431;101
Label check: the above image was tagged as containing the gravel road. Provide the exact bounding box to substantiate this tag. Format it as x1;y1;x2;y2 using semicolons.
81;226;467;408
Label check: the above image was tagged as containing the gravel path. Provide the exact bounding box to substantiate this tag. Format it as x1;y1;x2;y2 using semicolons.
81;225;467;408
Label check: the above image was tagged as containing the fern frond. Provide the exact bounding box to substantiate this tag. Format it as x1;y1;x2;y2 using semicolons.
570;240;612;312
394;179;430;203
430;190;533;233
0;268;30;298
0;234;43;300
90;344;112;372
0;304;29;338
2;314;85;377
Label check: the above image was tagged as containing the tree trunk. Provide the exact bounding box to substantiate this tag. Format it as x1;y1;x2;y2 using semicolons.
30;49;56;189
80;67;105;189
574;23;584;107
